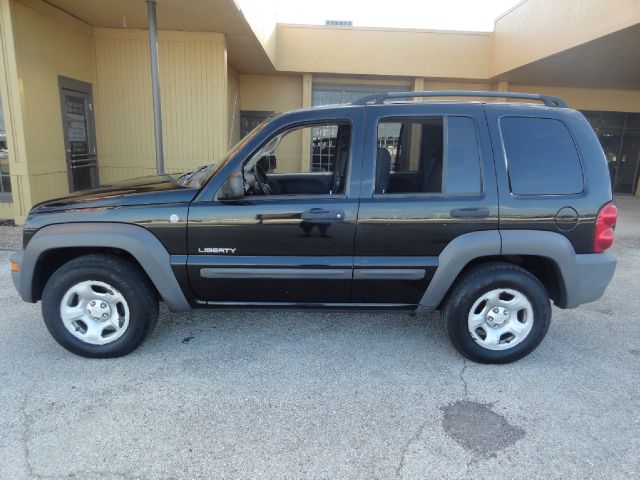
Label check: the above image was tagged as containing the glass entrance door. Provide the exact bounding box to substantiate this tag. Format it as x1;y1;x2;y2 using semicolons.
613;128;640;194
59;77;99;192
583;111;640;195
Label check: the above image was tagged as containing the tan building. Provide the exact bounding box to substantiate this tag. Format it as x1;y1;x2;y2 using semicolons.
0;0;639;223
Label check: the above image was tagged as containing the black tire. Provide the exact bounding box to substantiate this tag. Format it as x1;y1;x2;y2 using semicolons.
41;254;159;358
444;262;551;364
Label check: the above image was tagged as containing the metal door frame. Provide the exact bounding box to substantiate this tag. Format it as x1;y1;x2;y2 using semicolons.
58;76;99;192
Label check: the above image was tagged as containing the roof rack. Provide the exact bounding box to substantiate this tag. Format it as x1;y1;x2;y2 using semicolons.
351;90;568;108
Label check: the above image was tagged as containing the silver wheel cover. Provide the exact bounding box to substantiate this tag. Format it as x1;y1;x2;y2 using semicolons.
59;280;130;346
467;288;534;351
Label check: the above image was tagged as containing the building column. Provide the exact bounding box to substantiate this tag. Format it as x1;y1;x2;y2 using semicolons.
0;0;31;223
408;78;425;168
496;81;509;92
495;80;509;102
301;73;312;171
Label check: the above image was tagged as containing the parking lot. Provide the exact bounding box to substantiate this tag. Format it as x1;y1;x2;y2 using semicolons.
0;196;638;480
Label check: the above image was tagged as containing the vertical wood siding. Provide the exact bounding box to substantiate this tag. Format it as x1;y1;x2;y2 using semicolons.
94;29;227;183
11;0;95;206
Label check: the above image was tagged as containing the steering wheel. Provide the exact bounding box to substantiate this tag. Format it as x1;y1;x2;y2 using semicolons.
253;163;272;195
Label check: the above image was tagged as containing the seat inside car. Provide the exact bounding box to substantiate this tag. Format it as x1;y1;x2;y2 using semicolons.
376;147;392;194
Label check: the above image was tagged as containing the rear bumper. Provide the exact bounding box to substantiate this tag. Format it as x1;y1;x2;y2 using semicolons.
564;252;616;308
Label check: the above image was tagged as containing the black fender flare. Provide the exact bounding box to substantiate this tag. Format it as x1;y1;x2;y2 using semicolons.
15;223;191;312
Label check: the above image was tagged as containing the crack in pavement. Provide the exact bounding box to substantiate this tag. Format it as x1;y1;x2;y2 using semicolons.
17;370;153;480
459;359;469;398
20;389;35;480
395;358;472;478
395;420;428;479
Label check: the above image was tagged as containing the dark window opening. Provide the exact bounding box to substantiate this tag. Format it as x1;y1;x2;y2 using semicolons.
501;117;583;196
243;122;352;196
582;110;640;195
375;116;481;195
0;99;11;200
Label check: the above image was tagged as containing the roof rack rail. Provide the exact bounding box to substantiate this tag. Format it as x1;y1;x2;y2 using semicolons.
351;90;568;108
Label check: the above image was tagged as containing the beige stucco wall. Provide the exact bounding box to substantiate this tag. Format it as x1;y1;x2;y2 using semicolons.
240;74;303;172
239;74;302;113
508;84;640;112
235;0;277;67
94;29;228;183
492;0;640;76
277;24;493;80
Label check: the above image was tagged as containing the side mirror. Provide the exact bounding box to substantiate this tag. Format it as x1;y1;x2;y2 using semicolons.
217;171;244;201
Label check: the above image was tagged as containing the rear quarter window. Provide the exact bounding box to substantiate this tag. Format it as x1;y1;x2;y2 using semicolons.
500;117;584;195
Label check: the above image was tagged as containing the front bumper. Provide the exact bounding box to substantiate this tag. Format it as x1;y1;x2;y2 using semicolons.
10;250;26;301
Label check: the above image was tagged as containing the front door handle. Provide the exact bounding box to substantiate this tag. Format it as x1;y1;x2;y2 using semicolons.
301;208;345;222
450;207;490;219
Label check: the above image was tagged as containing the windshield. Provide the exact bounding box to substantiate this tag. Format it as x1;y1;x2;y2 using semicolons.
180;118;271;189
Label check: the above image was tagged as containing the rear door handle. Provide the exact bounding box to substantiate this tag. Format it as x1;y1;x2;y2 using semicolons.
450;207;490;219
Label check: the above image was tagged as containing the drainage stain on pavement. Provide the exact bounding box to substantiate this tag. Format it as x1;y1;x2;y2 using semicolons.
440;400;525;458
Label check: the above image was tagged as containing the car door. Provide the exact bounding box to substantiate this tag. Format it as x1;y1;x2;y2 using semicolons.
352;103;499;304
187;107;364;304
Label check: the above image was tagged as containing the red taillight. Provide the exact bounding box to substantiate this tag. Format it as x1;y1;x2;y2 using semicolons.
594;202;617;253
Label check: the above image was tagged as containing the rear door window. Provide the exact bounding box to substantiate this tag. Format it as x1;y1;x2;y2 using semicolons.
500;117;584;195
375;116;481;194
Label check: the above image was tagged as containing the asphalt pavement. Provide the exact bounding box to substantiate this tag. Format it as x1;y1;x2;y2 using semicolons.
0;196;638;479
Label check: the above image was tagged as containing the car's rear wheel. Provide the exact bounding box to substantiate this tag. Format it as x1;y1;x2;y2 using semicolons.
444;262;551;364
42;254;158;358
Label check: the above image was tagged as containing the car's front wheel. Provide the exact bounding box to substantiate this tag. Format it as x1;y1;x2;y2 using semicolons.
444;262;551;364
41;254;158;358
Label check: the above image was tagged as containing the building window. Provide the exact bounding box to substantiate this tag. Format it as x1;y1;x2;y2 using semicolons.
582;110;640;195
311;83;408;172
0;99;11;201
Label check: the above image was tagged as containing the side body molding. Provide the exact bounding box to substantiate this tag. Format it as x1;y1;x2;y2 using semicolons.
17;223;191;312
418;231;501;310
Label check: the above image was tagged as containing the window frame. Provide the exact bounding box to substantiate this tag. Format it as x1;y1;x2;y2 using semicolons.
372;114;485;199
498;115;586;197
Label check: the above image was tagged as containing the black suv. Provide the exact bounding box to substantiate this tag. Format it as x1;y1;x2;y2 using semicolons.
10;91;617;363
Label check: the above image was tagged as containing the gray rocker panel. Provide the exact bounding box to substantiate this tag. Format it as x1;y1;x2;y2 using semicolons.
16;223;191;312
